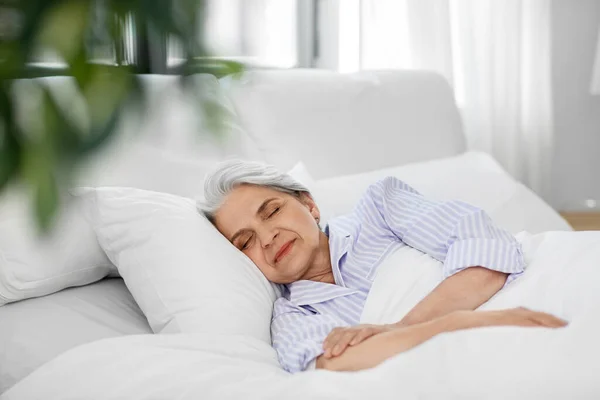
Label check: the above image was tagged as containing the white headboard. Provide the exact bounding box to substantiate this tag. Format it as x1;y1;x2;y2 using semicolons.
13;70;466;194
225;69;466;179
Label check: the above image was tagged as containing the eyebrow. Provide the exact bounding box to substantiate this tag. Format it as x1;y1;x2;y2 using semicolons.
229;197;278;244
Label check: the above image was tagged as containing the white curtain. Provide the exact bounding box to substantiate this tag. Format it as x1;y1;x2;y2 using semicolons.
592;24;600;95
342;0;554;197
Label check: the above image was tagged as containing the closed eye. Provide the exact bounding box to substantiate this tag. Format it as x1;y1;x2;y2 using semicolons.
241;234;254;250
268;207;280;218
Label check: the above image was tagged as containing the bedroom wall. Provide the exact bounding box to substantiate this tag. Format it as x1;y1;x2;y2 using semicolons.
551;0;600;211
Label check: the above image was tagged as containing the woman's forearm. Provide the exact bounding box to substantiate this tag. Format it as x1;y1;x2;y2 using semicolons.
397;267;507;327
316;313;462;371
316;308;567;372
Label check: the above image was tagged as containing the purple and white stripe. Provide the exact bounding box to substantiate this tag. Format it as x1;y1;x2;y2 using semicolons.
271;176;525;373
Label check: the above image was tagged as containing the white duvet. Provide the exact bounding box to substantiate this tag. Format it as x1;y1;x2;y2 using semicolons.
4;231;600;400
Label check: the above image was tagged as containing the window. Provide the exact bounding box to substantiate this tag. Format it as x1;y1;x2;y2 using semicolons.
168;0;299;69
0;0;310;77
0;1;138;77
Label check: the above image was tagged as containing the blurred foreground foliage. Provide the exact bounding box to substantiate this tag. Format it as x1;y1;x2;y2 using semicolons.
0;0;243;231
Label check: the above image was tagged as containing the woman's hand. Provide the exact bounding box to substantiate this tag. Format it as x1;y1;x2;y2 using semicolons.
323;324;393;358
317;308;567;371
321;308;566;363
456;307;568;329
322;308;566;360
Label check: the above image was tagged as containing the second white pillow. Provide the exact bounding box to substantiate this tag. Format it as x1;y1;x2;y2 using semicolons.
305;152;571;235
76;187;277;343
0;189;115;306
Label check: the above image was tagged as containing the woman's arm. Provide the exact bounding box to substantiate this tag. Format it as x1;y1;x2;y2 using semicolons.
360;177;526;323
271;303;348;373
322;268;506;358
368;177;525;277
317;308;567;372
365;176;525;281
317;314;456;371
396;267;507;327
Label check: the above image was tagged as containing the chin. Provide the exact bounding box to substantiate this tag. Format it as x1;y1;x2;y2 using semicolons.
276;259;309;285
271;274;298;285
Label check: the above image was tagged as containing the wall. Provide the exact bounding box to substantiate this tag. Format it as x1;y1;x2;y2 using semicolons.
551;0;600;210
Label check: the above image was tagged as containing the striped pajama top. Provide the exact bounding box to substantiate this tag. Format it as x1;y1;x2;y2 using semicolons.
271;176;525;373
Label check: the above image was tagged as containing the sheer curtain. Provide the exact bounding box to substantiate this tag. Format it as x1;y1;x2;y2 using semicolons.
592;24;600;95
342;0;554;197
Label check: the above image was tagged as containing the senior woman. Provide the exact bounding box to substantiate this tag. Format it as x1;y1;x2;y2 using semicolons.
197;160;567;373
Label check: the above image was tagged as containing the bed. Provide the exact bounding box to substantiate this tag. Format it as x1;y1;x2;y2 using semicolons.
1;69;585;399
0;278;150;392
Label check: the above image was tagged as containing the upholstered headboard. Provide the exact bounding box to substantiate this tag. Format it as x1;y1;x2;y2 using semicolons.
225;69;466;179
11;70;466;192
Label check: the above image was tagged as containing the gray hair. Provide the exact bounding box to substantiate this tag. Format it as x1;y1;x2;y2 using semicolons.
197;159;311;223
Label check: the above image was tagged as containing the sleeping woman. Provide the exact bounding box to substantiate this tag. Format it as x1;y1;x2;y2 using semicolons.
197;160;567;373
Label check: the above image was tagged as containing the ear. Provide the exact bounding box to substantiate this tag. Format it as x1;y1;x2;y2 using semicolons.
298;192;320;221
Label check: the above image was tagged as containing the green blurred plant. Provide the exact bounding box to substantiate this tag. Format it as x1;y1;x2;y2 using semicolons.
0;0;243;231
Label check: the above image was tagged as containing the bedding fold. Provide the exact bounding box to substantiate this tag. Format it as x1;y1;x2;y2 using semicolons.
4;231;600;400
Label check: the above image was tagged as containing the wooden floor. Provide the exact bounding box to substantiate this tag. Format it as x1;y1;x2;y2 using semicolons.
559;212;600;231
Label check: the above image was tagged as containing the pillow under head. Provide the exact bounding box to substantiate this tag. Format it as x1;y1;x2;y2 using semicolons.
75;186;277;343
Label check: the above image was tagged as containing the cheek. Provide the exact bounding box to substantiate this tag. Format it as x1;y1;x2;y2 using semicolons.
290;209;318;235
245;247;269;271
299;215;321;244
245;248;285;282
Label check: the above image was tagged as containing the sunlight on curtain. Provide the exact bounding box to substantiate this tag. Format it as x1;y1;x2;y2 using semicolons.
337;0;360;72
591;25;600;95
356;0;454;98
349;0;553;197
359;0;412;71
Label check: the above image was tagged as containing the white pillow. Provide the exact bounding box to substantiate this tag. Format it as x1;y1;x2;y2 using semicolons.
0;143;217;307
1;72;268;307
0;189;115;306
0;144;221;307
75;187;276;343
301;152;571;235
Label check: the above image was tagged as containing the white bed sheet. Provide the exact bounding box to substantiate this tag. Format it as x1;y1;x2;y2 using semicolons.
0;278;150;394
3;231;600;400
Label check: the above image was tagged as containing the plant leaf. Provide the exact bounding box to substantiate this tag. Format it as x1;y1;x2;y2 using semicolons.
33;166;59;233
20;137;59;233
0;96;20;191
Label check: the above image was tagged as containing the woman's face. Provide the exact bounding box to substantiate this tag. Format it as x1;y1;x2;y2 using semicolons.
213;184;323;284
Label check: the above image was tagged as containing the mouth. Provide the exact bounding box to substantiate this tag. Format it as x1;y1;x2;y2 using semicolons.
274;239;296;264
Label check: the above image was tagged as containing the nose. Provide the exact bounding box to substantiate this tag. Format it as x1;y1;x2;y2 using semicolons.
258;226;278;249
